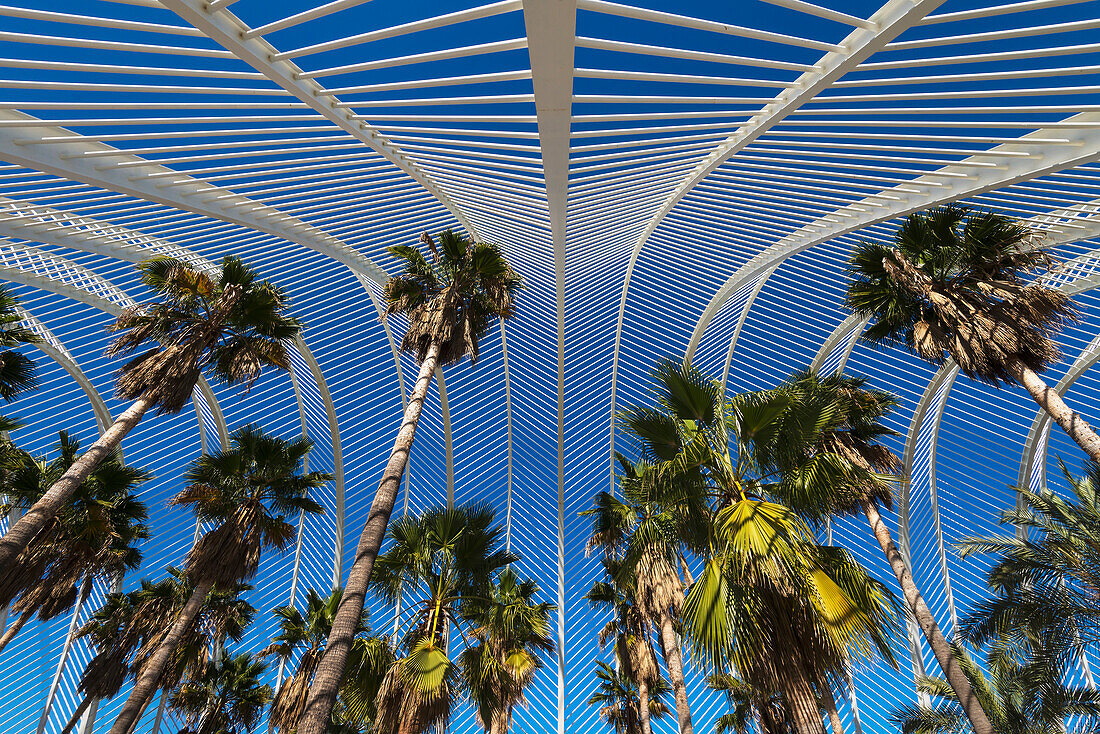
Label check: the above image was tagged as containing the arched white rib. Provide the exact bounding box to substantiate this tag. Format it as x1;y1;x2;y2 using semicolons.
0;109;392;286
157;0;480;241
610;0;946;486
17;306;112;435
522;3;576;733
686;111;1100;363
900;248;1100;698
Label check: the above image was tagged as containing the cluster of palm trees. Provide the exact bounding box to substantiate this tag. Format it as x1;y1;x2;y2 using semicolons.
577;205;1100;734
2;208;1100;734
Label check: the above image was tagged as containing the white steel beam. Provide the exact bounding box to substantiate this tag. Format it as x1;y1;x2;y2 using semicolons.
157;0;480;240
0;109;391;287
610;0;945;479
522;3;576;734
686;111;1100;362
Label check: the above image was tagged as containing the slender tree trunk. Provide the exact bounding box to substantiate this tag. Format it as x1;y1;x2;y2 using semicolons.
637;676;653;734
775;647;825;734
822;687;844;734
61;696;93;734
298;342;441;734
1004;356;1100;464
0;607;32;654
862;499;994;734
109;578;213;734
656;611;692;734
0;394;156;571
124;693;156;734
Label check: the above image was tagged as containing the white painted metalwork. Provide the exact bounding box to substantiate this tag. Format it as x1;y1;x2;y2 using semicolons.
1;1;1100;730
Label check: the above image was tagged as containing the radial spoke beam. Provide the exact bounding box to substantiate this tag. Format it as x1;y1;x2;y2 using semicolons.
522;2;576;733
158;0;480;240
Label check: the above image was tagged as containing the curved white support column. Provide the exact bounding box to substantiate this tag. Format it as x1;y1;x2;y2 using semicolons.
522;2;577;732
686;112;1100;363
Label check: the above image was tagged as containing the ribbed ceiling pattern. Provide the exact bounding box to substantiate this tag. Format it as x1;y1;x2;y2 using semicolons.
0;1;1098;732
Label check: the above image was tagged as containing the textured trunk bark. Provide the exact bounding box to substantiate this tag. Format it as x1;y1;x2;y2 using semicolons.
822;687;844;734
0;608;32;654
637;676;653;734
109;578;213;734
297;342;441;734
0;394;156;571
61;696;93;734
657;611;692;734
775;648;825;734
1005;356;1100;464
862;499;994;734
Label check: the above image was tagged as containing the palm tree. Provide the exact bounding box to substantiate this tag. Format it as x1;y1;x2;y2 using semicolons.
584;560;663;734
169;650;272;734
889;642;1100;734
369;503;515;734
582;459;703;734
0;255;302;572
0;431;149;654
301;230;521;734
461;568;556;734
263;587;393;734
708;672;792;734
959;458;1100;669
619;358;900;734
845;204;1100;463
64;571;255;734
781;370;992;734
587;660;672;734
109;425;328;734
0;284;39;407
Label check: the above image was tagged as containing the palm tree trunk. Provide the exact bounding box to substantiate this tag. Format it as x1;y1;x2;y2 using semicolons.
637;677;653;734
861;499;994;734
298;341;441;734
822;687;844;734
0;394;156;571
775;647;825;734
61;696;93;734
1004;356;1100;464
109;577;213;734
656;611;692;734
0;607;32;654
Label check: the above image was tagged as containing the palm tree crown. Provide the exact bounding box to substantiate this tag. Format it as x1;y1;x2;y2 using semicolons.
173;423;329;589
587;660;671;734
369;503;516;734
169;650;272;734
384;229;521;365
889;643;1100;734
263;587;392;733
0;284;39;404
107;255;302;414
960;458;1100;666
619;358;900;734
845;204;1074;386
460;568;557;734
0;431;149;651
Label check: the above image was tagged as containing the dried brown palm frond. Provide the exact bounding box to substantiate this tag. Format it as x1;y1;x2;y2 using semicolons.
847;205;1080;386
105;256;300;414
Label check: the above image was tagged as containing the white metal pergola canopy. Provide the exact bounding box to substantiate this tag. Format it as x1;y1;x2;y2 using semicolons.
0;0;1098;732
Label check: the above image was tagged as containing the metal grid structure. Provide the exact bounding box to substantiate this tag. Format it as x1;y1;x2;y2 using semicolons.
0;1;1097;732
